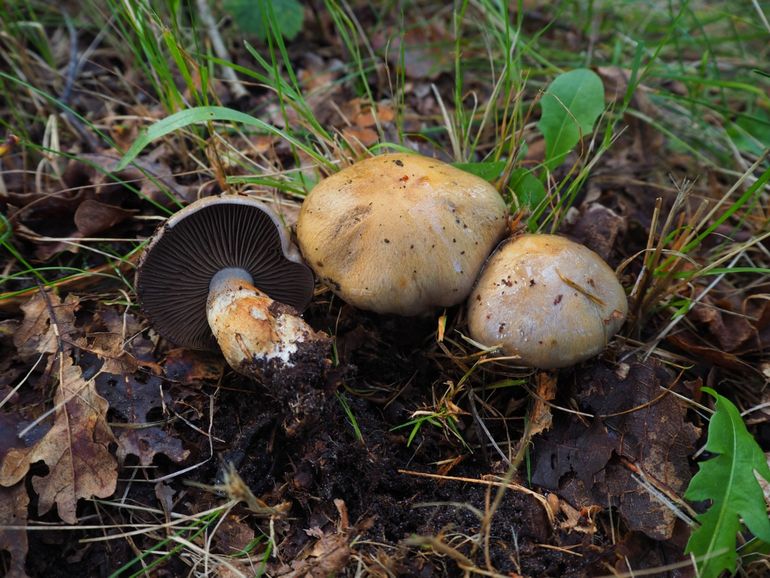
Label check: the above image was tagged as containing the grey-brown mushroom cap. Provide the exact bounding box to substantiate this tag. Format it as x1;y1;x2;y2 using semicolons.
296;153;509;316
467;234;628;369
137;196;315;351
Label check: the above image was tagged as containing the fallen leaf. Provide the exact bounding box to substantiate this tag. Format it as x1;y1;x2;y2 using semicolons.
565;202;627;262
374;26;454;80
95;371;188;466
667;332;751;373
341;126;379;151
162;348;224;383
533;360;700;540
67;151;195;206
213;515;256;556
0;482;30;578
0;354;117;524
73;199;135;236
14;292;79;361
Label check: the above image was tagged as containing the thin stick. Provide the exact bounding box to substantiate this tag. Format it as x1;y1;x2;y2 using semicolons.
196;0;248;100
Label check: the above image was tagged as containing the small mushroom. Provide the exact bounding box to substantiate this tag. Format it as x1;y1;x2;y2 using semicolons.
296;153;508;315
467;234;627;368
137;196;329;381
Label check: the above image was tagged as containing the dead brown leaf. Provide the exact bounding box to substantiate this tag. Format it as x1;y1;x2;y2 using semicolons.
67;151;195;206
0;354;117;524
273;531;351;578
374;26;454;80
95;371;188;466
14;292;79;361
0;482;30;578
162;348;224;383
532;360;700;540
73;199;135;236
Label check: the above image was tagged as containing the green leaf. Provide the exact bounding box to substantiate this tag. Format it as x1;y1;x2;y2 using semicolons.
684;387;770;578
509;167;546;209
537;69;605;171
453;160;506;182
224;0;304;41
115;106;332;172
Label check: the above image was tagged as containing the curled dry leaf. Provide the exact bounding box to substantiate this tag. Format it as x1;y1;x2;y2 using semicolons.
0;354;117;524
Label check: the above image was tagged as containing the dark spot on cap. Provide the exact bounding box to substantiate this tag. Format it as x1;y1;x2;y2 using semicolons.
394;159;404;167
553;294;563;305
384;238;390;243
529;279;536;287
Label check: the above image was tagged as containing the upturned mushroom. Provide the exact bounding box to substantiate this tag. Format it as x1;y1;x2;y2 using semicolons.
137;196;329;382
296;153;509;315
467;234;627;368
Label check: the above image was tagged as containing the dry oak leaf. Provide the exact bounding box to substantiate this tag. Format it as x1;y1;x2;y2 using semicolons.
0;482;30;578
14;292;78;361
0;355;117;524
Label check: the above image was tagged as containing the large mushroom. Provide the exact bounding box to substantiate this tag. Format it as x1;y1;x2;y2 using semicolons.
296;153;509;315
467;234;627;368
137;195;329;382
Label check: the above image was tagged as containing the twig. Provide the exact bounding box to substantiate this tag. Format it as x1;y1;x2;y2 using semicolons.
196;0;248;101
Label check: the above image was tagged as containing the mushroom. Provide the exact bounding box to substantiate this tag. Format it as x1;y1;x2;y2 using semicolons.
467;234;627;368
137;195;329;382
296;153;508;315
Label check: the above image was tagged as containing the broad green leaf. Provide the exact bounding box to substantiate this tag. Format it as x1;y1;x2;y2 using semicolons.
509;167;546;209
115;106;331;172
453;160;506;182
537;69;605;171
684;387;770;578
224;0;304;41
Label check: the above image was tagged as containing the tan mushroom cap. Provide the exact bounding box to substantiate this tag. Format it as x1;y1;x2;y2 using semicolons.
297;153;508;315
467;234;628;368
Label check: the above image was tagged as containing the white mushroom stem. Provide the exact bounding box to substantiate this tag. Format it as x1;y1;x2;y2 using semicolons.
207;268;328;379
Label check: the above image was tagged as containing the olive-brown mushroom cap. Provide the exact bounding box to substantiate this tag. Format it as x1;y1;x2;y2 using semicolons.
137;196;314;351
296;153;508;315
467;234;628;368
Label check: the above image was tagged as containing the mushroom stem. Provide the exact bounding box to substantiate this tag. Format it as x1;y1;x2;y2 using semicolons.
206;271;330;382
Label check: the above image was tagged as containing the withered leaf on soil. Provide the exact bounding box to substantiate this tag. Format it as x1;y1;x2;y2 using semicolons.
0;354;117;524
73;199;136;237
0;482;30;578
78;329;160;376
64;151;195;206
532;360;700;541
373;26;454;80
14;291;79;362
89;306;189;465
